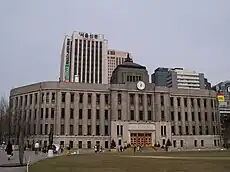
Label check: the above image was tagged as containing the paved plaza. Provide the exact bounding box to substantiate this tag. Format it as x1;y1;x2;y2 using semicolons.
0;150;47;172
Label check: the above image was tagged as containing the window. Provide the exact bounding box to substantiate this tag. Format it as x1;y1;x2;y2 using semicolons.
205;112;208;121
179;126;182;135
105;94;109;105
197;98;200;107
213;126;216;135
96;125;100;135
117;125;119;136
214;140;217;146
70;108;74;119
69;125;74;135
148;111;152;120
204;99;207;108
171;126;175;135
96;110;100;120
87;125;91;135
60;124;65;135
70;93;74;103
164;126;166;136
198;112;201;121
46;92;49;103
29;94;33;105
105;141;109;149
118;94;122;104
105;125;108;136
177;97;180;106
199;126;202;135
78;141;82;149
192;126;196;135
104;110;108;120
185;112;188;121
170;97;174;106
161;126;164;136
180;140;184;147
34;124;36;135
61;108;65;119
51;108;54;119
201;140;204;147
35;93;38;104
40;124;43;134
161;111;165;121
86;141;91;149
118;110;122;120
186;126;189;135
171;112;174;121
34;109;37;119
40;108;43;119
192;112;195;121
88;94;92;104
211;100;214;107
61;92;66;103
50;124;54;133
160;95;164;106
130;94;134;105
45;108;49;119
78;125;82;135
178;112;181;121
42;93;45;103
139;111;143;120
205;126;209;135
130;110;135;120
173;140;176;148
96;94;100;104
51;92;55;103
194;140;197;147
69;141;73;148
79;93;83;103
79;109;82;119
191;98;194;107
88;109;91;119
184;98;187;107
147;94;151;106
139;94;143;105
120;125;123;136
44;124;48;135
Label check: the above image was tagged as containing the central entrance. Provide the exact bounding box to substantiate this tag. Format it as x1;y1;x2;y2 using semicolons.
130;133;152;147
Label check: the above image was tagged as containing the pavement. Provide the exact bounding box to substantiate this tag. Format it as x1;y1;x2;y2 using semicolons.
0;150;49;172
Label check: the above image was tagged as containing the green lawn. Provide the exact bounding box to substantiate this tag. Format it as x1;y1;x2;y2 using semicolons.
30;151;230;172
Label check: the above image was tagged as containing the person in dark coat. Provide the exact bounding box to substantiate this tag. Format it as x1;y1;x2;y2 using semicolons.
5;141;13;160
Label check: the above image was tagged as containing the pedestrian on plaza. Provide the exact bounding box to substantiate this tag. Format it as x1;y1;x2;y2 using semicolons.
5;141;13;160
35;141;40;155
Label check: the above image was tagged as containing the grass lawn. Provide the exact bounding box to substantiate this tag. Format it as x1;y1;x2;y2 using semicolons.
30;151;230;172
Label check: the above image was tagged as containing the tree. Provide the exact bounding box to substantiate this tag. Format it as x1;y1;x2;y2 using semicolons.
165;139;172;152
220;114;230;147
111;139;116;149
0;97;9;143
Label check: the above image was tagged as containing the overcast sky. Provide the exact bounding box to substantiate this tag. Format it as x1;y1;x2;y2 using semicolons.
0;0;229;98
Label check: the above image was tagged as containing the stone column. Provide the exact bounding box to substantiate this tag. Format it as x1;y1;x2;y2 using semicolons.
74;92;79;136
173;97;179;135
180;97;186;135
65;92;70;135
82;93;87;136
56;92;61;135
100;94;105;135
91;93;96;135
194;99;199;135
187;98;192;135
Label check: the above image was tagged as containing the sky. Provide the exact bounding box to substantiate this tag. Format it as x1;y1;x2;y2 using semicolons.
0;0;229;98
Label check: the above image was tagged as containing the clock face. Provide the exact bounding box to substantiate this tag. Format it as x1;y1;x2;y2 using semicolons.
137;81;145;90
227;86;230;93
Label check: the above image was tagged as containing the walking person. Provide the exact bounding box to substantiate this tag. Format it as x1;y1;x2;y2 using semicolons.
35;141;40;155
5;141;13;160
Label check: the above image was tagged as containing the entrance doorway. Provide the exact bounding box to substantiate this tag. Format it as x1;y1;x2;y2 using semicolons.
130;133;152;147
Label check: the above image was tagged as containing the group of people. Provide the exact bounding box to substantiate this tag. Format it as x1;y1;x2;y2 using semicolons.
94;145;103;153
5;141;13;160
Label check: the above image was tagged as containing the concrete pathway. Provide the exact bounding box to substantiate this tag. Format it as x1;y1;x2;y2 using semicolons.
122;155;230;160
0;150;48;172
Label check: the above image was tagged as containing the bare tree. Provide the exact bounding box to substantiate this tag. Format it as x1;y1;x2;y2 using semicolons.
0;96;9;143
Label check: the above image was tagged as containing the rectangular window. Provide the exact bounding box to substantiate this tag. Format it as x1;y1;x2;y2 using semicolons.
117;125;119;136
105;125;108;136
35;93;38;104
120;125;123;136
161;126;164;136
60;124;65;135
79;93;83;103
178;112;181;121
197;98;200;107
201;140;204;147
69;125;74;135
148;111;152;120
61;108;65;119
171;126;175;135
70;93;74;103
87;141;91;148
139;111;143;120
78;141;82;149
185;112;188;121
179;126;182;135
88;109;91;119
118;94;122;104
139;94;143;105
61;92;66;103
212;112;215;121
170;97;174;106
46;92;49;103
164;126;166;136
104;110;108;120
105;94;109;105
88;94;92;104
51;92;55;103
78;125;82;135
192;126;196;135
173;140;176;148
160;95;164;106
79;109;83;119
147;94;151;106
96;110;100;120
40;108;43;119
40;124;43;134
180;140;184;147
51;108;54;119
130;110;135;120
96;125;100;135
191;98;194;107
45;108;49;119
70;108;74;119
171;111;174;121
192;112;195;121
205;112;208;121
204;99;207;108
177;97;180;106
186;126;189;135
50;124;54;134
184;98;187;107
45;124;48;135
194;140;197;147
213;126;216;135
87;125;91;135
118;110;122;120
206;126;209;135
198;112;201;121
105;141;109;149
130;94;134;105
96;94;100;104
161;111;165;121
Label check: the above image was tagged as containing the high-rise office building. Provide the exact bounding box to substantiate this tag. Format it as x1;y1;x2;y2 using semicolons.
107;49;132;83
151;67;211;89
60;31;108;84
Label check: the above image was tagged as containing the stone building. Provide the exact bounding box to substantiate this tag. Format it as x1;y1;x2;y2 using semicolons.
9;59;221;150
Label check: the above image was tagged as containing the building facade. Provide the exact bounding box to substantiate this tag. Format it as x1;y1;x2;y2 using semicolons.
60;31;108;84
151;67;211;90
107;49;132;83
9;62;221;150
